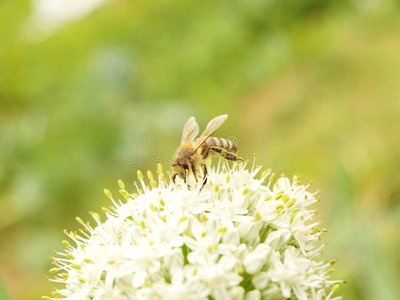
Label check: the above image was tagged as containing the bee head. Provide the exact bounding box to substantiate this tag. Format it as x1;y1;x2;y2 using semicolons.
171;160;189;176
171;148;194;180
179;161;189;170
171;149;192;178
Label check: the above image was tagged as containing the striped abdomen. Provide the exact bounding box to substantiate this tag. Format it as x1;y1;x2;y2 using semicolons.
205;137;237;153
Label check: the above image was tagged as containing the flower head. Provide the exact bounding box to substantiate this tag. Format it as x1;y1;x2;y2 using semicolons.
45;159;343;300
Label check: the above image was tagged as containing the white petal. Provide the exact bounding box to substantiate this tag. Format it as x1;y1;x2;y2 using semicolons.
252;272;269;290
244;289;261;300
265;228;291;250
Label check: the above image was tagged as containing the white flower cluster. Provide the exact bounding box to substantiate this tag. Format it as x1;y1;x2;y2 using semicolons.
45;161;343;300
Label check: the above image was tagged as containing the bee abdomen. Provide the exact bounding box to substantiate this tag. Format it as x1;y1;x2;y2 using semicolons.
205;137;237;153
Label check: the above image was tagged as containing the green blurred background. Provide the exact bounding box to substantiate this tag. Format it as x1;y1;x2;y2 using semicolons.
1;0;399;299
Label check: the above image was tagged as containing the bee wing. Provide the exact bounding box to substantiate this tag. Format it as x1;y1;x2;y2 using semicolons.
194;114;228;151
181;117;200;145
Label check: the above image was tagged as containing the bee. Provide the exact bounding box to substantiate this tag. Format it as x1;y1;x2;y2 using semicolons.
171;114;242;189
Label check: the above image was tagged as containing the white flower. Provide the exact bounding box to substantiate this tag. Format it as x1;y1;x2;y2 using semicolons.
44;160;343;300
243;243;271;274
268;248;312;299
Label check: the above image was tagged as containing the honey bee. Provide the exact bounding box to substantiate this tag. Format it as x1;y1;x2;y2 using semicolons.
171;114;242;189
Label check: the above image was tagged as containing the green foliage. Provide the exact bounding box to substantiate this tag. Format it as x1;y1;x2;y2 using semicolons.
0;0;399;299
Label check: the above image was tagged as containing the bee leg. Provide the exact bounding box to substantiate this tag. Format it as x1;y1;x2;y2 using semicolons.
183;170;191;190
209;147;243;162
224;153;243;162
199;164;208;191
210;148;222;155
191;165;198;183
171;173;180;191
